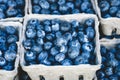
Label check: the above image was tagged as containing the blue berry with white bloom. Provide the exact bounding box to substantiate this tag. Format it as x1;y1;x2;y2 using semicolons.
25;51;37;62
4;50;17;62
26;29;36;39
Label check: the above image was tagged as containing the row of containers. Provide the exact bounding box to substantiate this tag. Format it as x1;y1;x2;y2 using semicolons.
0;0;119;80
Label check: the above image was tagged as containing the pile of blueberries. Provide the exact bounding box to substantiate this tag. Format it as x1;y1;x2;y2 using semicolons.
23;18;96;66
98;0;120;18
96;45;120;80
32;0;95;14
0;26;18;71
0;0;25;19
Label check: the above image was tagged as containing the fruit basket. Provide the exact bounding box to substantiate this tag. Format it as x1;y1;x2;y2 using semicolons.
20;14;101;80
95;40;120;80
28;0;96;15
0;22;22;80
0;0;28;22
94;0;120;37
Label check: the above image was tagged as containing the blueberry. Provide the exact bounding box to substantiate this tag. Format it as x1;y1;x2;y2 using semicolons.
9;43;17;51
40;9;50;14
28;19;40;28
55;53;65;62
96;70;105;79
71;20;79;28
55;31;62;38
32;5;41;13
85;18;94;27
44;42;52;50
52;10;60;14
99;1;110;12
45;33;55;41
109;75;118;80
5;26;16;35
101;46;107;56
61;59;72;66
0;57;6;67
74;55;88;65
37;30;45;38
106;51;115;59
89;54;96;65
63;32;72;41
41;59;51;66
109;7;118;15
51;23;60;31
44;25;51;33
28;61;37;65
115;65;120;76
116;43;120;49
16;0;25;6
32;0;39;4
50;47;59;56
16;14;23;17
4;50;17;62
0;36;6;43
60;21;71;31
68;47;80;59
59;45;68;53
86;27;95;40
110;0;120;6
66;2;74;10
0;51;3;56
75;0;82;7
50;3;58;11
31;44;42;53
86;8;94;14
7;35;18;43
110;48;116;54
106;59;118;67
72;9;80;14
58;0;65;5
39;0;50;9
51;19;60;24
102;57;107;64
81;1;92;12
48;0;56;3
104;67;113;76
56;37;67;46
0;11;5;19
69;39;80;49
59;4;68;14
36;38;44;45
103;14;111;18
26;24;35;29
3;63;14;71
23;39;32;50
43;19;51;26
48;56;55;63
0;0;7;4
25;51;36;62
6;8;17;17
0;43;7;51
36;25;43;30
38;51;48;62
26;28;36;38
81;51;90;59
78;32;89;43
99;78;109;80
116;10;120;18
0;29;6;37
115;50;120;60
71;31;77;38
81;42;94;52
7;0;17;7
